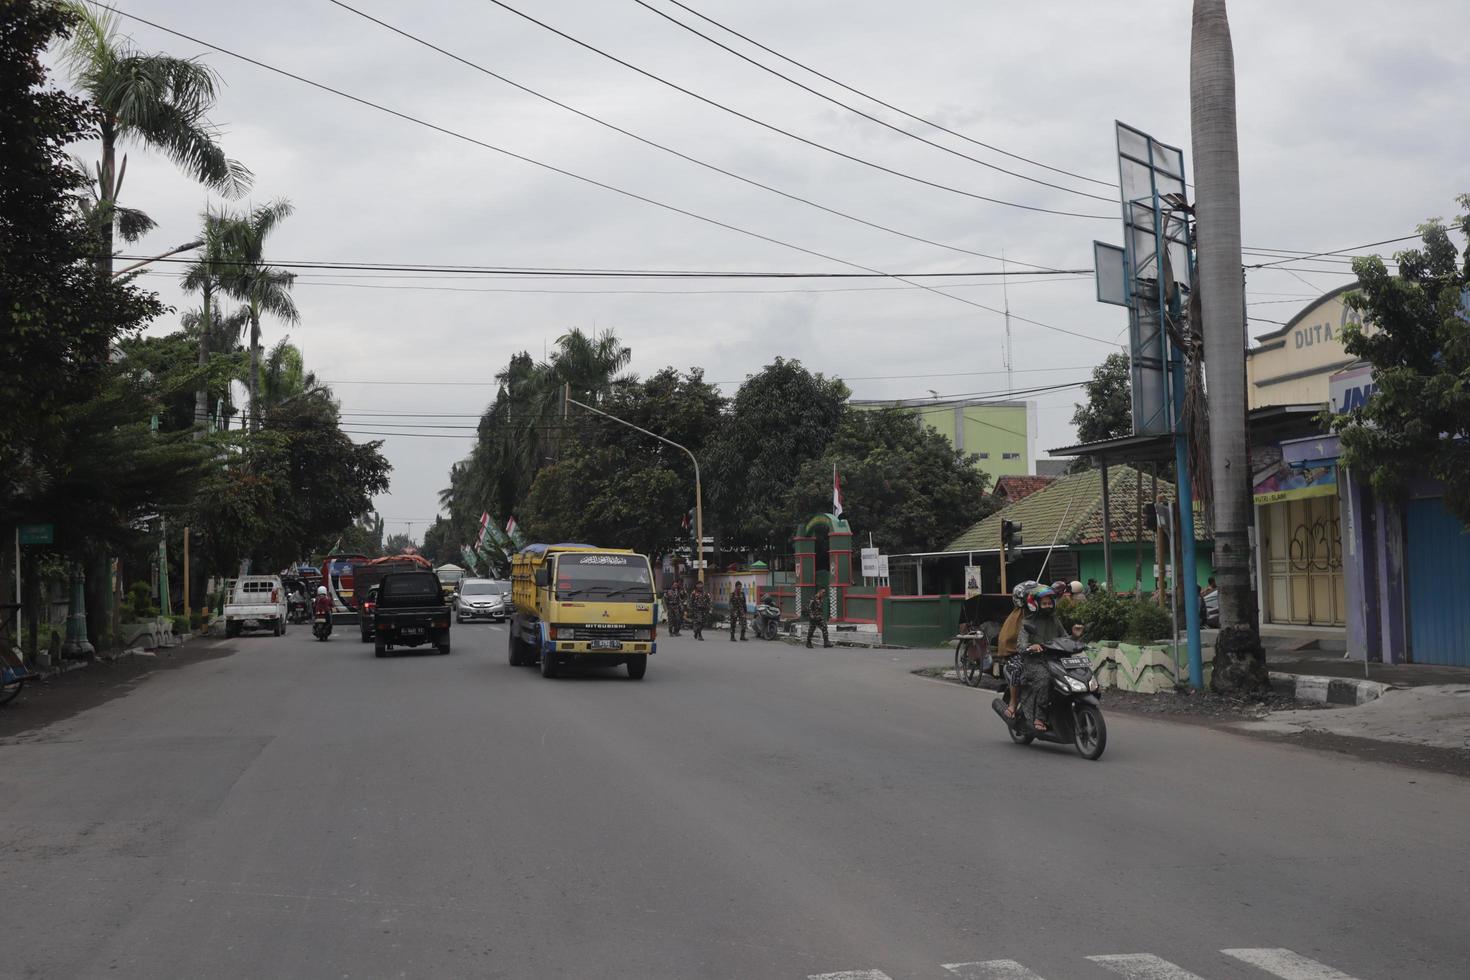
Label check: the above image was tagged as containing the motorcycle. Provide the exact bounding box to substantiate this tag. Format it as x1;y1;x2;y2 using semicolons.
754;599;782;640
288;593;310;625
989;636;1107;760
312;614;332;642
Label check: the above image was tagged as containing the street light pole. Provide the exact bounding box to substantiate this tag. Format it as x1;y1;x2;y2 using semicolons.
111;239;205;278
562;385;705;583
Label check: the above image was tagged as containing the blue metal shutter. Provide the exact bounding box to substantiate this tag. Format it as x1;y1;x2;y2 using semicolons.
1405;497;1470;666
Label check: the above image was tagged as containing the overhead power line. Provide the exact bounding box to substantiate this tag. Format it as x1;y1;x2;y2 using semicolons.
654;0;1118;190
1244;234;1420;269
480;0;1113;221
630;0;1116;205
324;365;1099;388
323;0;1077;265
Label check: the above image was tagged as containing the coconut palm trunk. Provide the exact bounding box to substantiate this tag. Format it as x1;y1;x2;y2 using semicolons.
1191;0;1266;691
194;279;213;429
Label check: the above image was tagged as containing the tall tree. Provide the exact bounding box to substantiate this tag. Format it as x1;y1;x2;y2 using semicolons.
56;1;249;279
1191;0;1261;692
709;358;848;549
220;198;298;429
1069;352;1133;471
181;206;239;431
1335;200;1470;523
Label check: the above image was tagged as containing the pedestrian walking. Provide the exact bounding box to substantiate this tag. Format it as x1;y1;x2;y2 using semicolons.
689;580;711;641
805;587;831;649
728;581;748;641
665;579;686;636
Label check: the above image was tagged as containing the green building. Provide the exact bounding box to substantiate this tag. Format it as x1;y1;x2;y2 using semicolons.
851;397;1035;478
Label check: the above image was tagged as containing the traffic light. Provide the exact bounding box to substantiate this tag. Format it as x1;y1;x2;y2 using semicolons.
1001;519;1023;555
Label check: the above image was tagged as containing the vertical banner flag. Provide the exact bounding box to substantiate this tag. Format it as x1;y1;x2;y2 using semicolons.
475;511;491;550
504;516;518;539
832;463;844;519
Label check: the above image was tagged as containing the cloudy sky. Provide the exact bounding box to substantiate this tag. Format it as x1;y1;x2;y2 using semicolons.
82;0;1469;541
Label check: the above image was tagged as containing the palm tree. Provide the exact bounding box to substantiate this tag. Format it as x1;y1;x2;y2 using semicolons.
219;199;299;429
258;338;330;413
1191;0;1260;687
57;2;251;276
180;206;240;432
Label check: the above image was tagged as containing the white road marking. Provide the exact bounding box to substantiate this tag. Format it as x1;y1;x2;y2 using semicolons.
807;972;893;980
1221;948;1361;980
1088;954;1208;979
943;959;1048;979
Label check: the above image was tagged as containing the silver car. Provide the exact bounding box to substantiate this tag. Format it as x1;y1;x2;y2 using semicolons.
456;578;509;623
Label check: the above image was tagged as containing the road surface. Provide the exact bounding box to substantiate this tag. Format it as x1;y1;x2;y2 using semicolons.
3;622;1464;979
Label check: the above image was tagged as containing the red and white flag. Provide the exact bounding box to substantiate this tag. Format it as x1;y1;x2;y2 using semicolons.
504;516;518;537
475;511;490;549
832;463;845;519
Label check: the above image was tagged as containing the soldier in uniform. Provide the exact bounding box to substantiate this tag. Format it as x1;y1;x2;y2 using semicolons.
665;579;686;636
805;588;832;648
728;581;748;641
689;580;711;641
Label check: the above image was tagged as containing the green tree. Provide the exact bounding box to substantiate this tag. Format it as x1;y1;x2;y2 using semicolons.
1069;351;1132;471
57;1;250;279
785;408;996;555
180;205;242;429
219;199;298;429
708;358;848;549
1335;197;1470;524
258;337;328;413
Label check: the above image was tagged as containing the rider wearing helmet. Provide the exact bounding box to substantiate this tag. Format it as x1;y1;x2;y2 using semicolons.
313;585;332;620
1016;582;1063;732
998;581;1037;721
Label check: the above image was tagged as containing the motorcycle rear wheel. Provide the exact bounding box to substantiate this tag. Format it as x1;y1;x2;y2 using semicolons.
1073;703;1107;760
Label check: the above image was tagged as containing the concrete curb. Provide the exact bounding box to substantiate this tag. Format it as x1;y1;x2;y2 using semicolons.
1270;671;1391;705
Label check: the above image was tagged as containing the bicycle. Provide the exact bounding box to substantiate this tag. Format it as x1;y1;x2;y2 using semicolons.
953;624;989;688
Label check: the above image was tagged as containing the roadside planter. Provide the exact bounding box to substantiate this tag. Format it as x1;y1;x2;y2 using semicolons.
1084;640;1184;693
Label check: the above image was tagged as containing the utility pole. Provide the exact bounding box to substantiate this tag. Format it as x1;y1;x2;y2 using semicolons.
1191;0;1261;689
1002;249;1014;397
563;384;705;583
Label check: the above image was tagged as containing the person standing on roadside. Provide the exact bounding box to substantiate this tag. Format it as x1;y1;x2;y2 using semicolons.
689;580;711;641
665;578;686;636
805;588;832;649
728;581;749;641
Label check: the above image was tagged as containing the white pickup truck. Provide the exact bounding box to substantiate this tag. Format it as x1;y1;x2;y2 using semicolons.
224;575;288;637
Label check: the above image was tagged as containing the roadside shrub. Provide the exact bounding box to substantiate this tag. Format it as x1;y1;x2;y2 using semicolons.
1123;598;1174;645
1057;596;1081;633
125;581;153;621
1075;590;1131;641
189;611;208;631
170;615;191;635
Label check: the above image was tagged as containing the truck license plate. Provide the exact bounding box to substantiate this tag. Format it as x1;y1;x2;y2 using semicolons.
590;639;622;650
401;627;423;637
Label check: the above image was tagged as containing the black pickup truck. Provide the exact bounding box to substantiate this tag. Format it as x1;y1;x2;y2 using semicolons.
372;571;451;657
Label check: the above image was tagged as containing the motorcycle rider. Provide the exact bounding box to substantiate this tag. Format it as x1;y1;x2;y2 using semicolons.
1016;582;1063;732
313;585;333;635
999;581;1035;722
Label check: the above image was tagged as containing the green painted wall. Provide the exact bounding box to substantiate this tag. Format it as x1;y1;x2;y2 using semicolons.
1074;543;1216;594
855;401;1031;478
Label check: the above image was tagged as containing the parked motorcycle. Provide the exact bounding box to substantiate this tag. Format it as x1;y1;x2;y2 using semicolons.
288;593;310;625
754;599;782;640
989;636;1106;760
312;614;332;642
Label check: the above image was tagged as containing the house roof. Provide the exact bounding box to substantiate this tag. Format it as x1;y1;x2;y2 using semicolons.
994;475;1056;502
946;465;1211;553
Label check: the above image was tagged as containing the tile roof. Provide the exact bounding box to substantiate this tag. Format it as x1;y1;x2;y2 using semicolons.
946;466;1211;553
994;475;1056;502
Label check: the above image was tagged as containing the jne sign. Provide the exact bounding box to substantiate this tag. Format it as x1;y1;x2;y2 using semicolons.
1329;365;1376;414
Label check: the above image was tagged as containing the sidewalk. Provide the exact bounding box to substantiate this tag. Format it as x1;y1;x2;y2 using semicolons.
1238;684;1470;754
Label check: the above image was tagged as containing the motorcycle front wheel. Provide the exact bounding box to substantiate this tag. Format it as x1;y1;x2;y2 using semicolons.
1073;703;1107;760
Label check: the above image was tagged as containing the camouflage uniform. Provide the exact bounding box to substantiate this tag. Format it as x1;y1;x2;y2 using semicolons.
805;590;831;648
728;583;748;641
689;585;711;640
665;583;686;636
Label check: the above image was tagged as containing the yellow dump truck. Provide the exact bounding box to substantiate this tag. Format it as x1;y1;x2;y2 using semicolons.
508;544;658;680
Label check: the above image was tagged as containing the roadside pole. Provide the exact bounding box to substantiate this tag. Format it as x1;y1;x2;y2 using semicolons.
183;527;191;624
563;385;705;583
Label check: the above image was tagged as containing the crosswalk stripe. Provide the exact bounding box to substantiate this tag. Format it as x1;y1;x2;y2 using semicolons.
1221;948;1361;980
943;960;1048;979
1087;953;1209;980
807;972;893;980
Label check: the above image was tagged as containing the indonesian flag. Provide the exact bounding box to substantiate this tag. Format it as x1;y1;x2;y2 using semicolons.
504;515;518;537
475;511;490;549
832;463;845;519
680;508;691;532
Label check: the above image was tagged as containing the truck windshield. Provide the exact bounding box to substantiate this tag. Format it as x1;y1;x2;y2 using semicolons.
555;554;653;601
382;575;440;598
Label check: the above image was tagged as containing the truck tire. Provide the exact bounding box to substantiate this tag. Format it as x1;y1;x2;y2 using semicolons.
626;655;648;680
274;618;284;637
437;635;451;655
507;630;524;666
539;646;561;679
225;620;239;638
374;634;387;658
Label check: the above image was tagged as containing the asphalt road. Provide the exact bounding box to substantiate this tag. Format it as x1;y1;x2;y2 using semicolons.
4;622;1467;980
